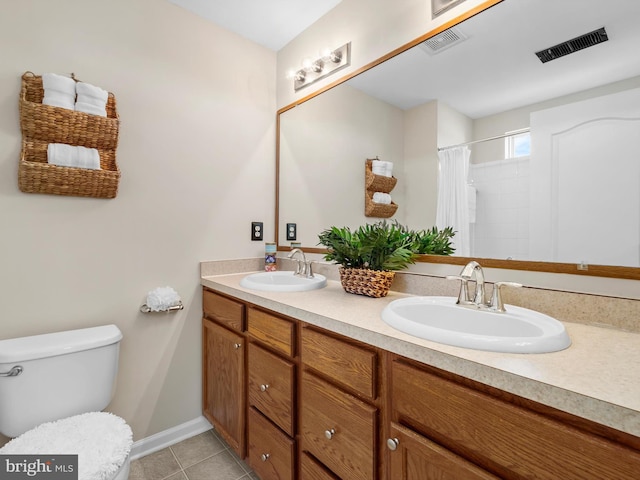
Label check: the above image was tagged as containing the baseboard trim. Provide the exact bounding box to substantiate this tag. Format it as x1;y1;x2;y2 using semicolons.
130;416;213;460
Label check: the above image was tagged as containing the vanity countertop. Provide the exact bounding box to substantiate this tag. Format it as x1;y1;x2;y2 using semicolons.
201;271;640;438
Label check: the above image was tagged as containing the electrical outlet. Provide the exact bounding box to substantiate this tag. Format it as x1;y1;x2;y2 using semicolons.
286;223;297;241
251;222;263;241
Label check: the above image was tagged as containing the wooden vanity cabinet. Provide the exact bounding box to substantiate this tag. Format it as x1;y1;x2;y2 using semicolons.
202;287;640;480
202;289;246;457
300;325;382;480
389;357;640;480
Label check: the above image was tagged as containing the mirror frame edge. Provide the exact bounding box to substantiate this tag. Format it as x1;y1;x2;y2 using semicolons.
274;0;640;282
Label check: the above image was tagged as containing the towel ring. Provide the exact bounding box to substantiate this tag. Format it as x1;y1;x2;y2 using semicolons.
140;301;184;313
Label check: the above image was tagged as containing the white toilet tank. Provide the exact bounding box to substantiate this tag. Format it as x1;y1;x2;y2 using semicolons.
0;324;123;438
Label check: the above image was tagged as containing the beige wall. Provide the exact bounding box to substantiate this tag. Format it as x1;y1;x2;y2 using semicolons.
0;0;275;443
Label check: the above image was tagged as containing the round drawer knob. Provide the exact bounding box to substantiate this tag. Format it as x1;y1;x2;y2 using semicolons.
233;343;242;349
260;384;269;392
261;453;270;462
324;428;336;440
386;438;400;451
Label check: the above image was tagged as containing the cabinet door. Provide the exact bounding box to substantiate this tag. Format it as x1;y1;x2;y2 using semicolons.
202;319;245;456
388;423;499;480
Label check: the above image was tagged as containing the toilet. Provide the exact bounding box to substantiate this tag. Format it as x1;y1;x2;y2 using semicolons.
0;325;132;480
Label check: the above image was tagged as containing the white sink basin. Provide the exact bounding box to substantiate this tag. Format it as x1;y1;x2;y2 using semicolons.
381;296;570;354
240;271;327;292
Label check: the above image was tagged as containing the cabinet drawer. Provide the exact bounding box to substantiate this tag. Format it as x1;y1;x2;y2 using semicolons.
300;372;377;480
388;422;499;480
248;343;295;436
248;408;294;480
392;360;640;480
300;453;339;480
301;326;377;399
248;307;295;356
203;289;244;332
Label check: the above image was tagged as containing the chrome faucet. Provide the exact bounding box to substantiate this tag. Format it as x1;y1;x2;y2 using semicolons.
448;261;522;312
287;248;315;278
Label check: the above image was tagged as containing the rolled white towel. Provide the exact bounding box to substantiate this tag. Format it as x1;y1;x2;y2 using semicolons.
372;192;392;204
42;73;76;110
75;100;107;117
76;82;108;117
42;73;76;95
42;90;75;110
47;143;101;170
372;159;387;176
385;161;394;177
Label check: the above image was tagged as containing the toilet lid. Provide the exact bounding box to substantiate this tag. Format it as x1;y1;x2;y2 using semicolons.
0;412;132;480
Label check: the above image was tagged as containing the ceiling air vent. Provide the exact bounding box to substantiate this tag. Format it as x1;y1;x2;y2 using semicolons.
536;27;608;63
420;27;468;55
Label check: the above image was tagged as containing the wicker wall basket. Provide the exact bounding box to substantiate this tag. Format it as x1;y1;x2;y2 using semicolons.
339;267;396;298
19;72;119;150
365;159;397;193
19;140;120;199
365;191;399;218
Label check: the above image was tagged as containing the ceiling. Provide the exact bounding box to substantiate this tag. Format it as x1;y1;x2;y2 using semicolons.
347;0;640;118
167;0;343;51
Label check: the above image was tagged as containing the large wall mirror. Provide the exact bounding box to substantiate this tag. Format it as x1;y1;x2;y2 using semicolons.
277;0;640;280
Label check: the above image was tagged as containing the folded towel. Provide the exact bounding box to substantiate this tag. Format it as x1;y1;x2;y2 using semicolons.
42;73;76;111
75;82;108;117
47;143;101;170
42;73;76;95
75;100;107;117
372;160;394;177
372;192;392;204
42;90;75;110
76;82;108;102
372;160;387;177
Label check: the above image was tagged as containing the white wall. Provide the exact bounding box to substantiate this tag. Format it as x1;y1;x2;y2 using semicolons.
0;0;275;443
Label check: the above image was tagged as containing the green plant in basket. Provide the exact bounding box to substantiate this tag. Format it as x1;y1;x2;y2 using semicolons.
404;225;456;256
317;220;418;271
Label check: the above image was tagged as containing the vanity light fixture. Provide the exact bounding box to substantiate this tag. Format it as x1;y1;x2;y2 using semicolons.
291;42;351;91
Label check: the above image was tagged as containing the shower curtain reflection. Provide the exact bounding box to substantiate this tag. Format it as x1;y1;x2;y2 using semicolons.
436;146;471;256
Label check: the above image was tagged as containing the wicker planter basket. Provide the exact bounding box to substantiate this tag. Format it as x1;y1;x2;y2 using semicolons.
18;140;120;199
19;71;119;150
339;267;396;298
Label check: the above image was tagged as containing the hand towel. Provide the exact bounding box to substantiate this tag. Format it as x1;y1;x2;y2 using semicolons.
75;82;108;117
47;143;101;170
372;192;392;204
42;73;76;111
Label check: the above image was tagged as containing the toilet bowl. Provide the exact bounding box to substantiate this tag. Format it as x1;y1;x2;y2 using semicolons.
0;325;132;480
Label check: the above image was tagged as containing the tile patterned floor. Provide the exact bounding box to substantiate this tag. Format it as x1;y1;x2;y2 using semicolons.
130;429;259;480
